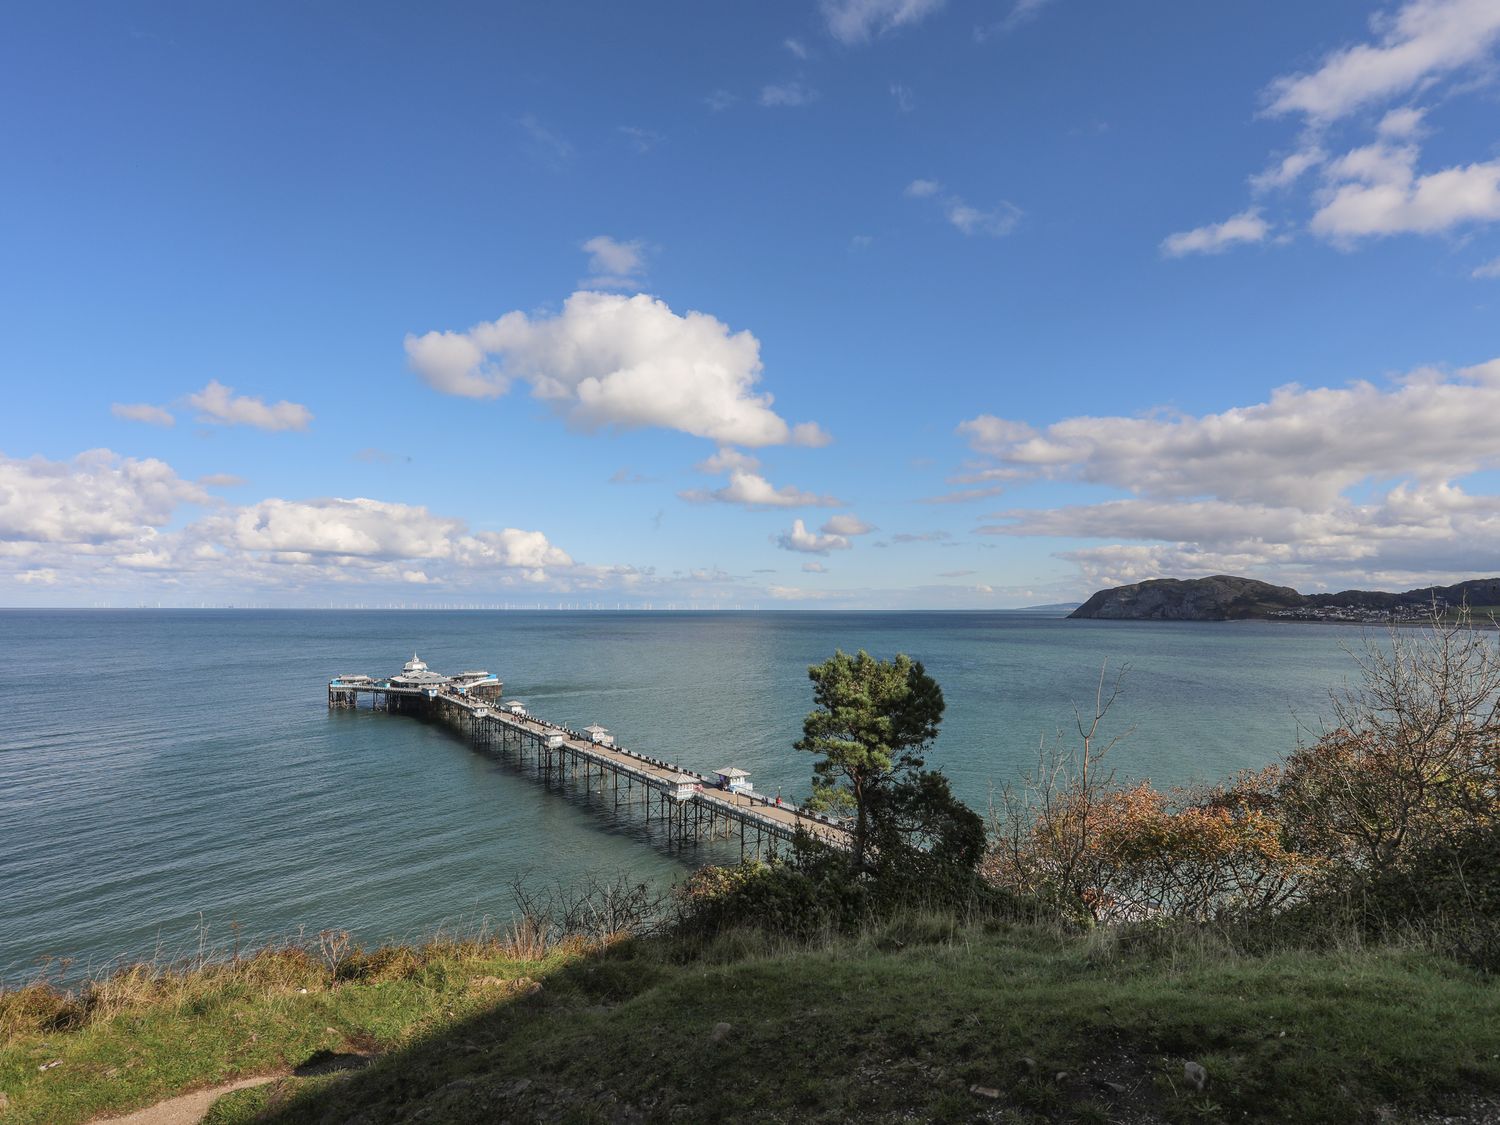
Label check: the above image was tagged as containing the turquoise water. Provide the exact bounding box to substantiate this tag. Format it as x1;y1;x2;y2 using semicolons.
0;609;1364;981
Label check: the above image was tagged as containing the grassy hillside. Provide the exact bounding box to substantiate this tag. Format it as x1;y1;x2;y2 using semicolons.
3;919;1498;1124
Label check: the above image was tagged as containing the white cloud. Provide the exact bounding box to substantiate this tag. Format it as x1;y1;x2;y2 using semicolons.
1378;105;1427;137
822;0;945;44
976;0;1058;39
406;291;826;448
959;357;1500;509
1250;147;1327;193
918;484;1007;504
111;402;175;427
404;331;504;399
906;179;1023;238
1311;139;1500;240
1169;1;1500;254
776;518;852;554
0;449;207;546
581;235;648;289
187;381;313;431
785;37;809;59
1264;0;1500;123
1474;255;1500;277
961;357;1500;589
681;469;843;509
890;83;915;112
821;513;875;536
1160;208;1271;257
946;199;1023;238
705;89;737;112
767;584;832;600
761;81;819;107
803;561;829;573
695;448;761;475
211;497;575;574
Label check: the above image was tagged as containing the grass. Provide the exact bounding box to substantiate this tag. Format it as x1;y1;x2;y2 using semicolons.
0;934;583;1125
4;919;1497;1124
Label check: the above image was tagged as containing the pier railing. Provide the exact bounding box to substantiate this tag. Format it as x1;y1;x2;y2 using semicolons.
328;676;851;858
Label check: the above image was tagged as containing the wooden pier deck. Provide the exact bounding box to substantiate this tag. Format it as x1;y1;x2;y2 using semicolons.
329;667;851;858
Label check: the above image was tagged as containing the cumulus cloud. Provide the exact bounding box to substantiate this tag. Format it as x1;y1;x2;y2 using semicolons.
1166;1;1500;252
821;513;875;536
1160;208;1271;257
1475;256;1500;278
961;359;1500;508
696;448;761;475
776;518;852;554
188;381;312;432
946;199;1023;237
803;561;829;573
681;470;843;509
1263;0;1500;123
822;0;945;44
581;235;647;288
905;178;942;198
1311;139;1500;240
962;357;1500;589
406;291;826;448
0;449;207;546
111;402;175;427
215;496;573;571
1250;147;1327;193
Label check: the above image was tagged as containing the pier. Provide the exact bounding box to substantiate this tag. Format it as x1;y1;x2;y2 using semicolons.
329;656;851;859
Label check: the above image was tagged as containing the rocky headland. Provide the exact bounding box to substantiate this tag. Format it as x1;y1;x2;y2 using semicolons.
1069;575;1500;622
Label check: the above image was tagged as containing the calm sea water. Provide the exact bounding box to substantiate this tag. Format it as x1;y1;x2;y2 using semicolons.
0;609;1369;982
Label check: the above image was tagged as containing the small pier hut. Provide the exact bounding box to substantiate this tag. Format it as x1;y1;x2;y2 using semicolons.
584;724;614;747
505;700;528;716
544;731;566;750
715;767;752;794
670;773;700;801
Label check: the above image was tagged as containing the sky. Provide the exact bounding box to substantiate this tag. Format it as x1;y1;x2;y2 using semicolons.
2;0;1500;609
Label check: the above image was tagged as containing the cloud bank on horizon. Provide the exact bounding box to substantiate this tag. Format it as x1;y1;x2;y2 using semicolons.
5;0;1500;607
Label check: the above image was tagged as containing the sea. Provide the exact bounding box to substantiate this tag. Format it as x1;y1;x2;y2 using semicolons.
0;609;1374;983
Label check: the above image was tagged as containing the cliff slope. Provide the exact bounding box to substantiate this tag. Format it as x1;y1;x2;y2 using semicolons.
1068;575;1305;620
1069;575;1500;621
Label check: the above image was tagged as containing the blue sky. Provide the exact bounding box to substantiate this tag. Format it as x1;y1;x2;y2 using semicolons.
3;0;1499;607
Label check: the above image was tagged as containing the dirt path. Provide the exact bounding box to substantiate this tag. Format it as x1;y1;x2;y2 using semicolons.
93;1075;279;1125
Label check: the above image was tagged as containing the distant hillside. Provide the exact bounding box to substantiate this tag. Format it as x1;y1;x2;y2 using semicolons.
1069;575;1500;622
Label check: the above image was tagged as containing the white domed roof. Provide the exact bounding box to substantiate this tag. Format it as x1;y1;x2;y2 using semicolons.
403;653;427;673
